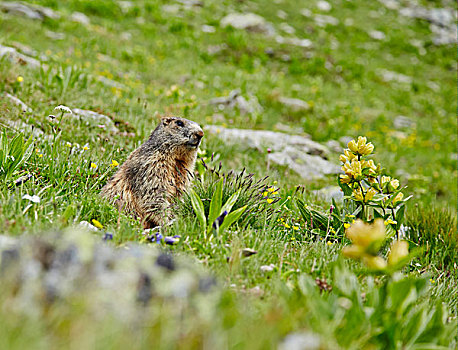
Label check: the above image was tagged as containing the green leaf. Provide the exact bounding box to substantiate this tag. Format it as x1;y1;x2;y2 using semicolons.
338;180;353;196
187;188;206;230
395;204;406;230
207;179;223;233
218;205;247;233
220;189;241;215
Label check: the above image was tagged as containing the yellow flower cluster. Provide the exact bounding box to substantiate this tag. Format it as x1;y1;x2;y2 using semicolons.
339;137;378;203
342;219;409;270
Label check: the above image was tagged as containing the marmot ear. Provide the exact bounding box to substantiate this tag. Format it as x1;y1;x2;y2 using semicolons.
161;117;176;126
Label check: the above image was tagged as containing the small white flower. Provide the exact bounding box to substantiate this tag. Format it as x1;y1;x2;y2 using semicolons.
54;105;72;114
22;194;40;203
260;264;276;272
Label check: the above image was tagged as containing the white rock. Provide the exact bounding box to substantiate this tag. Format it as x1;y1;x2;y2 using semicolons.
201;24;216;33
71;109;119;132
378;69;412;84
70;12;90;25
0;44;41;68
368;30;386;40
206;126;339;180
220;13;275;35
314;14;339;27
279;332;321;350
5;93;32;113
0;2;60;20
278;97;310;111
316;1;331;12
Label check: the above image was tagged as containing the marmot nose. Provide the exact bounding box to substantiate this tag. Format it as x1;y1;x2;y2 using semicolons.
194;130;204;140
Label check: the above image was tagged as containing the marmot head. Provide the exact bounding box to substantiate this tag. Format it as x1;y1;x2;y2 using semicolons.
156;116;204;150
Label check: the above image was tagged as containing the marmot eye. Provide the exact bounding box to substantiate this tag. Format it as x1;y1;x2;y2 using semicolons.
176;120;184;127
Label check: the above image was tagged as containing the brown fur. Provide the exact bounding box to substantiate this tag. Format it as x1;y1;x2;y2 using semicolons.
101;116;204;228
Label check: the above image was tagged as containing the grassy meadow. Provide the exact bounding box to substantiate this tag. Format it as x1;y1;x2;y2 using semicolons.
0;0;456;348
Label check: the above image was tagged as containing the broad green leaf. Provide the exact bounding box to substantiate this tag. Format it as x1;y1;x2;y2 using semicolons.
187;188;206;230
207;179;223;233
220;189;241;215
218;205;247;233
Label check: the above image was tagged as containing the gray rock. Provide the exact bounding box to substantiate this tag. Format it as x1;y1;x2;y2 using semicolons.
316;1;331;12
314;14;339;27
0;1;60;20
0;229;218;322
275;36;313;48
208;89;263;116
312;186;343;203
4;93;32;113
278;97;310;111
206;126;339;180
220;13;275;36
279;332;321;350
96;76;127;90
45;30;65;41
393;115;415;129
0;44;41;68
70;11;90;25
325;140;342;153
368;30;386;40
70;109;119;132
378;69;412;84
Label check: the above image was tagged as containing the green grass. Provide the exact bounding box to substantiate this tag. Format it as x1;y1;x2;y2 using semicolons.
0;0;456;348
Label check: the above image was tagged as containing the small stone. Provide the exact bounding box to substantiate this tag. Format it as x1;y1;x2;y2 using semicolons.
278;96;310;111
368;30;386;40
70;12;90;25
4;93;32;113
260;264;275;272
220;13;275;36
393;115;415;129
316;1;331;12
314;14;339;27
201;24;216;33
45;30;65;40
279;332;321;350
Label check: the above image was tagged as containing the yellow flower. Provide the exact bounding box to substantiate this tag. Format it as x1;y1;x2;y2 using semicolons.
66;142;72;148
91;219;103;229
342;159;363;180
90;162;97;169
346;219;386;249
342;245;365;259
362;255;387;270
38;153;43;158
266;198;273;204
273;181;278;185
17;76;24;82
327;241;333;246
284;223;291;228
344;223;351;229
429;279;435;284
263;191;268;197
353;187;377;202
392;192;404;205
348;136;374;155
339;174;352;184
339;149;357;163
83;146;89;151
387;240;409;266
361;159;377;175
389;179;400;190
293;226;299;230
267;187;275;193
272;191;278;195
111;159;119;167
384;219;397;226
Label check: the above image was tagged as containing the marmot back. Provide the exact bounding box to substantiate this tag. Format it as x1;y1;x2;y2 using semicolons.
101;116;204;228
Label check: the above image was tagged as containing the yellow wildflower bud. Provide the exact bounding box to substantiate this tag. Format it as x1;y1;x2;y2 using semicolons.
17;76;24;83
340;174;351;184
339;149;357;163
266;198;273;204
342;245;365;259
90;162;97;169
390;179;400;190
392;192;404;205
91;219;103;229
387;240;409;266
111;159;119;167
362;255;387;270
346;219;386;249
348;140;358;153
381;176;391;186
353;188;377;202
